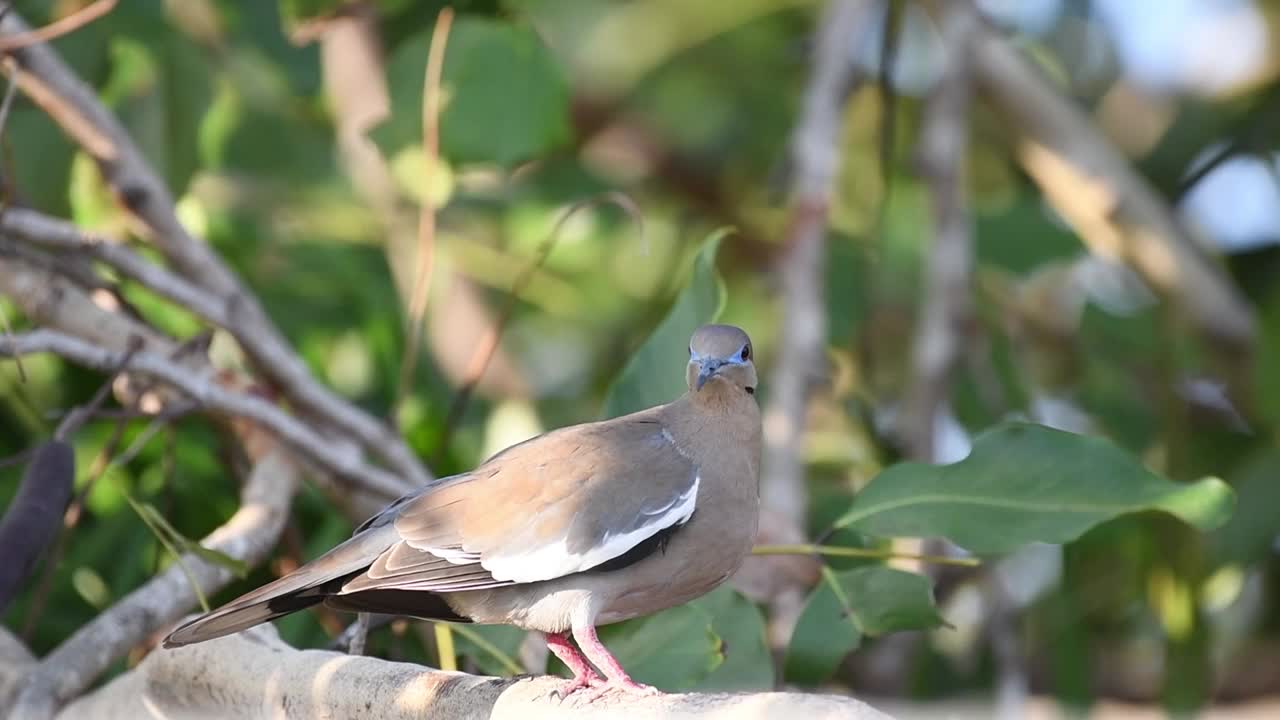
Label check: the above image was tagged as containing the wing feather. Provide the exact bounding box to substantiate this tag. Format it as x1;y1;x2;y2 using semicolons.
338;412;699;595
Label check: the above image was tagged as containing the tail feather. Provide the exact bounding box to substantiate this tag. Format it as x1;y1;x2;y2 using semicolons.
162;526;394;648
164;593;323;647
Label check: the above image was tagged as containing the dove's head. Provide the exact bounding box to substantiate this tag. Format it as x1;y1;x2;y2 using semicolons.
686;324;756;397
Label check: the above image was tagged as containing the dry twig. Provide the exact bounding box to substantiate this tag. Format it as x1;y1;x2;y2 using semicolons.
396;7;455;417
0;9;430;488
0;0;117;51
0;329;408;498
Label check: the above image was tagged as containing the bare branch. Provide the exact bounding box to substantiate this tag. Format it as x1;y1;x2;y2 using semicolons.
1;208;233;327
900;0;977;462
954;3;1255;353
0;329;409;499
55;625;893;720
753;0;875;648
10;450;301;720
0;10;431;488
0;0;118;51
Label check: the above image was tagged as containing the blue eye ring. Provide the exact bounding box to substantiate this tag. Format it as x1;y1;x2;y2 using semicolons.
739;345;750;361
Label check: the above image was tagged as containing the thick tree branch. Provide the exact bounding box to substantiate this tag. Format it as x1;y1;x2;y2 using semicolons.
55;625;892;720
10;449;300;720
0;10;431;489
952;3;1255;354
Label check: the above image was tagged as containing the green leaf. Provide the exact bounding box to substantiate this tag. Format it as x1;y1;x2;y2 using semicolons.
596;603;722;691
452;624;526;677
784;566;943;685
594;586;770;691
1210;449;1280;566
127;495;249;578
835;423;1236;554
688;586;773;691
376;17;570;166
603;232;727;418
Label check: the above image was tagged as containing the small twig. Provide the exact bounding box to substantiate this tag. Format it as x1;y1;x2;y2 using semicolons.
433;192;643;462
330;613;395;652
0;329;410;498
348;612;371;656
752;543;980;568
53;335;141;441
0;0;117;51
125;492;211;612
0;11;432;488
0;58;24;382
395;7;454;421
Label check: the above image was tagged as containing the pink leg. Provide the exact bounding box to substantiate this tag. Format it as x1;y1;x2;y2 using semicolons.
571;622;659;695
545;632;604;694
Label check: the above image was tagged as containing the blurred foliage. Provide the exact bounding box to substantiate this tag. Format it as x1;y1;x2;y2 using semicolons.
2;0;1280;714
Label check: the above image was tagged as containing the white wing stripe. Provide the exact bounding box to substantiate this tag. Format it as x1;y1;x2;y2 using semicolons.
481;474;700;583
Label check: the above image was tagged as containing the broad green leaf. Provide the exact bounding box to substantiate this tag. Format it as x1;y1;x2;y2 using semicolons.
596;603;722;691
784;569;860;685
689;586;773;691
784;566;943;685
835;423;1236;554
594;586;769;691
376;18;570;166
603;233;727;418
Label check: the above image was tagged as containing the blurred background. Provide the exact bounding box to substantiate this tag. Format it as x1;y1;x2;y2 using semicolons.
3;0;1280;717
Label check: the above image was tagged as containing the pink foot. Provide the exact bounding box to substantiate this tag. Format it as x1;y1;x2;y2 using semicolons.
545;632;605;698
571;622;664;698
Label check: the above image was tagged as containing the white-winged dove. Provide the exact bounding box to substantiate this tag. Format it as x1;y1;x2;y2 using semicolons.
165;324;761;695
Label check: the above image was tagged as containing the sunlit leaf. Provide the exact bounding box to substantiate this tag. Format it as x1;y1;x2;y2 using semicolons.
836;423;1236;554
